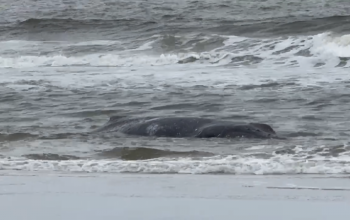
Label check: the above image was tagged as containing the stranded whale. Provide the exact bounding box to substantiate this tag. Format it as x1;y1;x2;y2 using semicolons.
95;116;281;139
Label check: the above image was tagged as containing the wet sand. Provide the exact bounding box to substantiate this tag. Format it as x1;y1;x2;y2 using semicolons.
1;172;350;220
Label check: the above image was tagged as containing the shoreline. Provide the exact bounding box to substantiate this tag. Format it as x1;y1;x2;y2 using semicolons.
1;171;350;220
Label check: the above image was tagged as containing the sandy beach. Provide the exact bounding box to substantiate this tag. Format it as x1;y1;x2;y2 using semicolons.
1;172;349;220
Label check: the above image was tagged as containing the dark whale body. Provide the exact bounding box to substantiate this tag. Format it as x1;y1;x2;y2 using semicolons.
96;116;281;139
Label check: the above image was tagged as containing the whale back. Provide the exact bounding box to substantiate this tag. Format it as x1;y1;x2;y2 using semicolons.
95;116;215;137
93;116;150;133
122;117;215;137
94;116;280;139
196;123;277;139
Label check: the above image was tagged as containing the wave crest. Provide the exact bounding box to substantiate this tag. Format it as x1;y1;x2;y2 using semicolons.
2;155;350;175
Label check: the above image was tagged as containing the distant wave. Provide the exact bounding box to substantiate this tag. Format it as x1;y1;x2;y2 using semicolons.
18;18;157;28
22;147;214;161
1;15;350;39
95;147;215;160
0;18;159;35
0;133;38;142
209;15;350;36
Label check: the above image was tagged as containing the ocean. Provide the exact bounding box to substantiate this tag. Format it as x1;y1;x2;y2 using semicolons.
1;0;350;175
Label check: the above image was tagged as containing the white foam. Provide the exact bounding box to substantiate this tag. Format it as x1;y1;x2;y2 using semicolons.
1;155;349;175
128;39;157;51
218;32;350;68
70;40;121;46
311;32;350;57
0;54;180;68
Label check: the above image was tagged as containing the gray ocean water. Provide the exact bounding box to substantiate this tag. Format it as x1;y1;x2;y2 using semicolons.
1;0;350;174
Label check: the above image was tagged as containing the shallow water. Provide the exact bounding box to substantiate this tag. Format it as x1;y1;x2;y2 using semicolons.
1;0;350;175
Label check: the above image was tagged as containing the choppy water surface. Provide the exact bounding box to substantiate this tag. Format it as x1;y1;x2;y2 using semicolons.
1;0;350;175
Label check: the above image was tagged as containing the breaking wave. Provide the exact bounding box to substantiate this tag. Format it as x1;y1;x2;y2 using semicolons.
0;32;349;68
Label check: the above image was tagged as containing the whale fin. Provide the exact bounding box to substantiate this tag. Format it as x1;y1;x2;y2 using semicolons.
108;115;128;123
249;123;276;134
